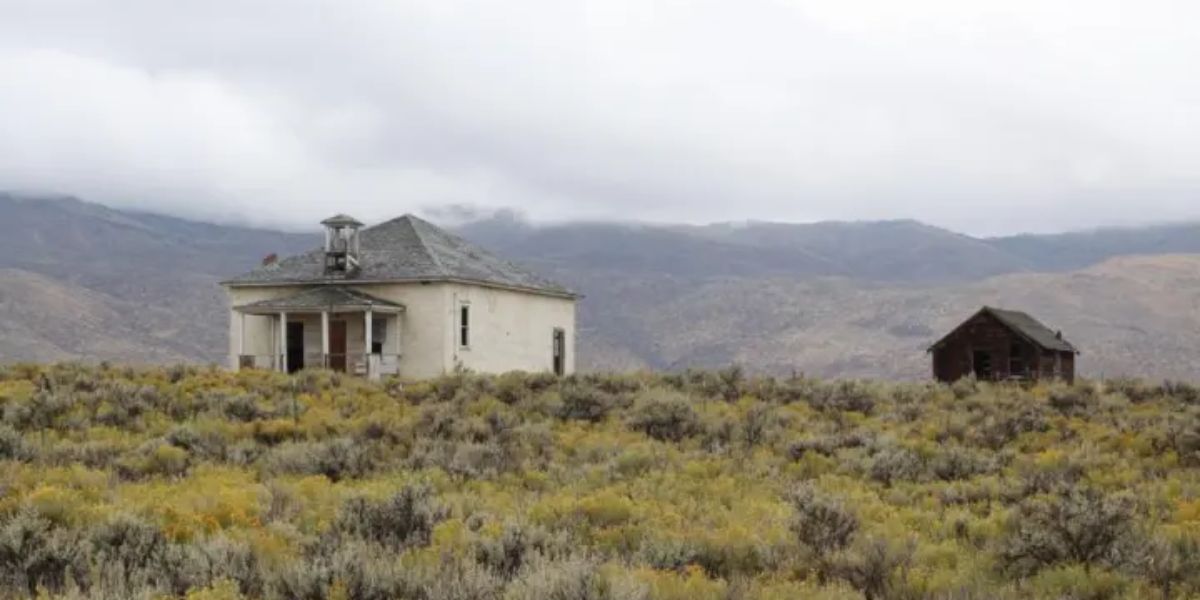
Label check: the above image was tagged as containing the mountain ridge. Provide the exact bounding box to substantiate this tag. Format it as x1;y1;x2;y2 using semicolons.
1;193;1198;380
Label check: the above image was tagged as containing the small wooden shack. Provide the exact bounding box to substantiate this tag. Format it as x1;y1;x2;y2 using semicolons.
928;307;1078;383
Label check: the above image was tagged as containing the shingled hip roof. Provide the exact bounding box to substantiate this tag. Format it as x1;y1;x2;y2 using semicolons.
929;306;1078;354
234;286;405;314
222;214;576;298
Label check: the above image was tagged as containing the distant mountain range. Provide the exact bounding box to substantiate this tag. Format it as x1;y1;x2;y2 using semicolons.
2;192;1198;379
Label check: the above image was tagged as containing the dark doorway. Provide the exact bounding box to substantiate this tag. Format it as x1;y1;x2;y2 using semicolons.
552;328;566;376
329;320;347;372
286;322;304;374
972;350;992;380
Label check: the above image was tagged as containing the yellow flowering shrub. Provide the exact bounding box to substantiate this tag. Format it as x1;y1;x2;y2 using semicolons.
0;363;1197;599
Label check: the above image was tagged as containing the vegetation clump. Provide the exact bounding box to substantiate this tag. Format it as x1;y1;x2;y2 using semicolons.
0;363;1195;599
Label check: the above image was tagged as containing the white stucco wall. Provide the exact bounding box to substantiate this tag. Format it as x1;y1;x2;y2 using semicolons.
443;283;577;376
225;281;575;379
353;282;449;379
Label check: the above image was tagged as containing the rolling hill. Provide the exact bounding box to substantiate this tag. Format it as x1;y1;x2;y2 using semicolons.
1;192;1198;380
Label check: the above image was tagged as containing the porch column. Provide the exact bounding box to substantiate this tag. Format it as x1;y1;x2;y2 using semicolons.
321;311;330;369
237;312;245;368
364;309;374;379
279;312;288;373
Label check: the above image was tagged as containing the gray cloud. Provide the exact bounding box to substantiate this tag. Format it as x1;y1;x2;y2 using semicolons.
1;0;1197;234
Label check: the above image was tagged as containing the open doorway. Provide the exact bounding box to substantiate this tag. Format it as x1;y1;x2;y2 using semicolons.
286;322;304;373
552;328;566;376
972;350;992;380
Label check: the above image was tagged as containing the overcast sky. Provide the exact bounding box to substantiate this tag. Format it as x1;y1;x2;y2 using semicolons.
1;1;1197;235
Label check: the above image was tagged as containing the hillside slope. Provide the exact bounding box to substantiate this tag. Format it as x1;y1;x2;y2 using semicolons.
0;268;196;363
601;255;1200;379
0;193;314;364
0;193;1198;380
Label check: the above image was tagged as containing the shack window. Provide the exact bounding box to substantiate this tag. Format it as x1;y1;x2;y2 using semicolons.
1009;343;1024;376
459;304;470;348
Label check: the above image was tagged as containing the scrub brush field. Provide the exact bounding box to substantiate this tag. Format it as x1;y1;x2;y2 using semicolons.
1;364;1199;599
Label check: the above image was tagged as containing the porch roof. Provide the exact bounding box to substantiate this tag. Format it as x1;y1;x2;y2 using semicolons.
234;286;405;314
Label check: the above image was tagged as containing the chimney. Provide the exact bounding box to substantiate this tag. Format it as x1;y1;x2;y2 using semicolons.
1055;330;1063;340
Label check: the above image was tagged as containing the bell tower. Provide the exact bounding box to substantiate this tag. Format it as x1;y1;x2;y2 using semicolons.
321;214;364;275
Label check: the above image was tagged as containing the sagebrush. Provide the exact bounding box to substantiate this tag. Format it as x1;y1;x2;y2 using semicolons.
0;363;1199;599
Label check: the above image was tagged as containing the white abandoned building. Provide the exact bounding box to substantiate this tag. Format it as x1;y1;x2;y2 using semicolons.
222;214;577;379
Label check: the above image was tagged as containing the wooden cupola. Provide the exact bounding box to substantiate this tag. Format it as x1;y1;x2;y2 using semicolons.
321;214;364;275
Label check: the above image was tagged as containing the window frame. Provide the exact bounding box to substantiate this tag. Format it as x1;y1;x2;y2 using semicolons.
552;327;566;376
458;302;471;349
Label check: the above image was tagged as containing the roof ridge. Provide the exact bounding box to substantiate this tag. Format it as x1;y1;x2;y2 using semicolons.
225;212;575;297
404;215;449;276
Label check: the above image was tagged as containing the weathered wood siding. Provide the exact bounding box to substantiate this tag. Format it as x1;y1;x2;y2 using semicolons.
932;312;1075;383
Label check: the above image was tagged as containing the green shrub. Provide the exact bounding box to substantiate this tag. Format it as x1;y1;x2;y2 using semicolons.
739;401;777;448
867;446;926;486
974;403;1051;450
0;424;30;462
1138;535;1200;599
557;381;622;423
0;509;86;596
117;441;191;479
1162;381;1200;405
830;536;914;600
1027;565;1130;600
787;432;872;460
447;441;507;479
332;486;448;552
809;381;877;415
929;447;996;482
1165;410;1200;467
188;536;265;599
475;522;562;580
9;390;74;432
93;383;159;428
221;394;269;422
1000;488;1137;576
789;484;859;556
627;390;700;442
1049;384;1099;417
88;513;192;596
166;425;231;461
263;438;377;482
505;555;643;600
301;541;428;600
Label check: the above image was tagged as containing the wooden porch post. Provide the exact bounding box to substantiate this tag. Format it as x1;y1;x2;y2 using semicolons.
237;312;245;369
279;312;288;373
364;309;374;379
321;311;330;369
